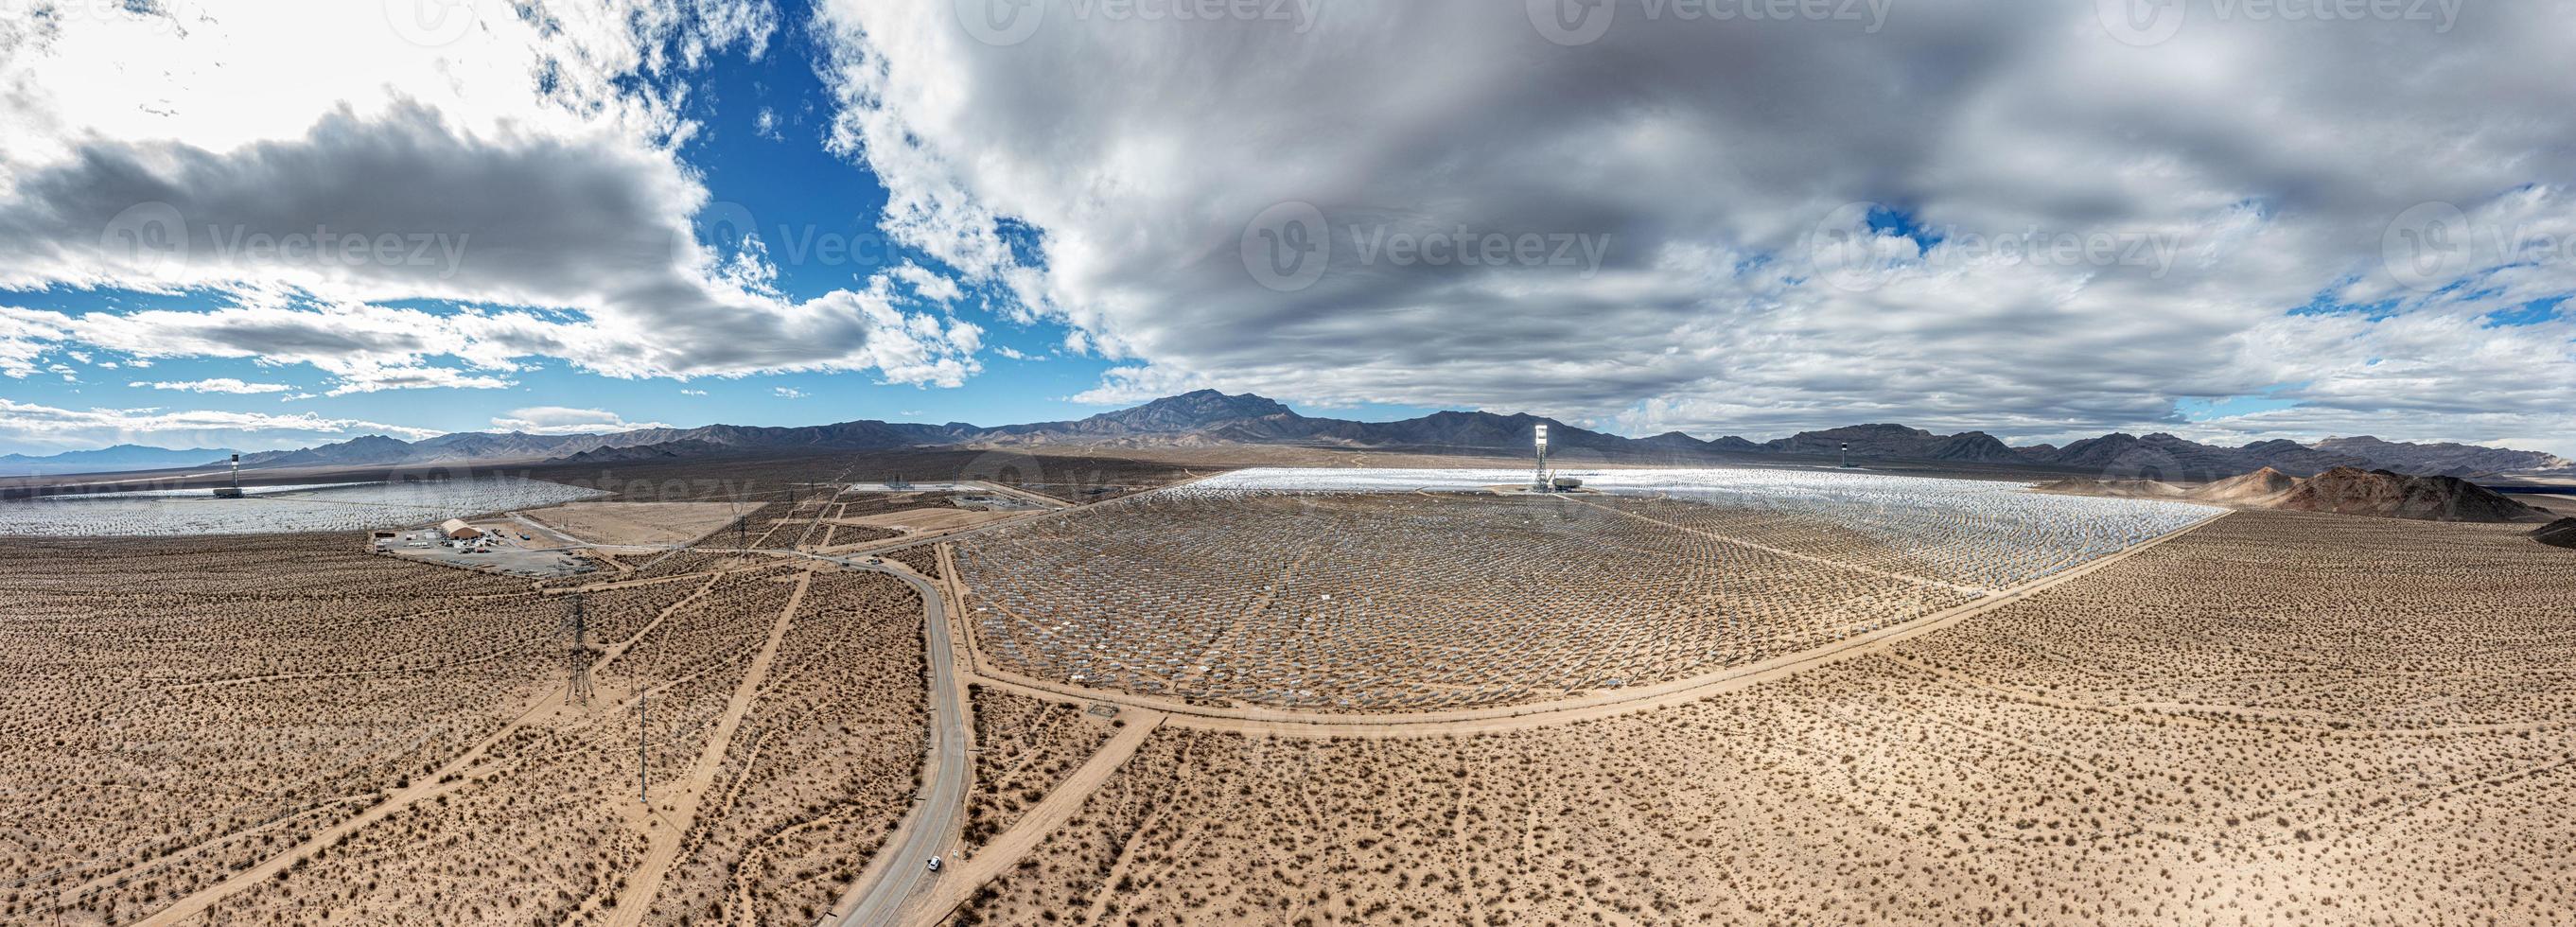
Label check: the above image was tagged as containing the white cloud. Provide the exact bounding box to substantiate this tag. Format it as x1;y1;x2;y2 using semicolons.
129;377;293;394
0;397;439;450
772;386;809;399
815;1;2576;447
321;365;517;396
489;406;672;435
889;261;964;304
0;306;69;377
680;388;709;395
0;0;980;396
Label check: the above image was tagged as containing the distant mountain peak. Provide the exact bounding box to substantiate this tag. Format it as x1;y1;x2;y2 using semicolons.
1065;390;1297;433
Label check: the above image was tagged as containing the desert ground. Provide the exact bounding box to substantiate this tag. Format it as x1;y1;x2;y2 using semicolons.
1;451;2569;926
518;501;748;548
0;530;928;926
937;510;2576;926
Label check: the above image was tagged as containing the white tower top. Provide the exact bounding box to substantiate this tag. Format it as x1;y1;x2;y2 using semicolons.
1533;424;1551;491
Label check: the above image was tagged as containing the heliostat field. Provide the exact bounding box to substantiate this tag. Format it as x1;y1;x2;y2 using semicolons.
955;467;2220;713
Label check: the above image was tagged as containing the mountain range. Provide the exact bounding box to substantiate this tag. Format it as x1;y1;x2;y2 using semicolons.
0;444;242;476
17;391;2571;481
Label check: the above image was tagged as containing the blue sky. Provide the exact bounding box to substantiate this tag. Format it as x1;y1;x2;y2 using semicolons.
0;25;1111;447
0;9;1433;454
1;1;2570;459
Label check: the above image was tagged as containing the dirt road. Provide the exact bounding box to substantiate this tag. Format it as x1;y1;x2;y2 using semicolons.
799;552;973;927
902;711;1165;926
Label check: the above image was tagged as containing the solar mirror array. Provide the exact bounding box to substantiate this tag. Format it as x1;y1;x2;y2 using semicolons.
955;467;2219;713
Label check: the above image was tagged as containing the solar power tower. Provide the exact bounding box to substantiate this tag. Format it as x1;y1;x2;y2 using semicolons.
213;453;245;498
1533;424;1552;490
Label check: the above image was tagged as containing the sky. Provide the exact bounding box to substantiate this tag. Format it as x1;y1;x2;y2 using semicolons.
0;0;2570;458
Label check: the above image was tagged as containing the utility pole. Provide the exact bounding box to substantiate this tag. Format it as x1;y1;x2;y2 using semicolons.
638;686;649;802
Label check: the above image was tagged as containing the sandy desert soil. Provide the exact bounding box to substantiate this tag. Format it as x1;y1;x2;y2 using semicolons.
960;686;1119;850
885;543;943;580
839;507;1027;534
519;501;747;547
0;532;929;926
942;510;2576;926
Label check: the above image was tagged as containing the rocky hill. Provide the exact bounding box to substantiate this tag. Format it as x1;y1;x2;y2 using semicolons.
2042;465;2550;523
2273;467;2549;522
2533;518;2576;551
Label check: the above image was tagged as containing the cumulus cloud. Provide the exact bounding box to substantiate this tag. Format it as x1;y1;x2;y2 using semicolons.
489;406;673;435
129;377;292;394
772;386;808;398
815;0;2576;451
0;0;982;407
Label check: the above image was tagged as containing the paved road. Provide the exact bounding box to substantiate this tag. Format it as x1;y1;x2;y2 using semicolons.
803;552;968;927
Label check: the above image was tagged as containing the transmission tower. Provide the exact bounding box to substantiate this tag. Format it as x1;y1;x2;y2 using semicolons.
563;592;592;705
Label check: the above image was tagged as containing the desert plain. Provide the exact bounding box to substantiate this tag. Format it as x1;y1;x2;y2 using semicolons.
0;450;2568;926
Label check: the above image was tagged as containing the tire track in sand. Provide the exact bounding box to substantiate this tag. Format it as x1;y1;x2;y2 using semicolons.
603;568;813;927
